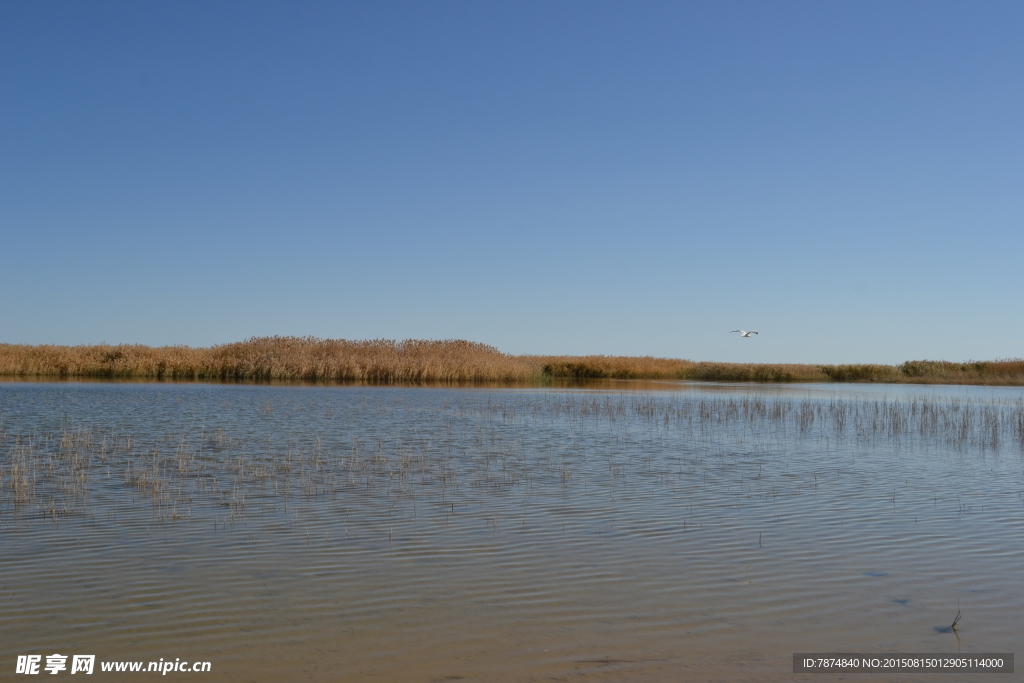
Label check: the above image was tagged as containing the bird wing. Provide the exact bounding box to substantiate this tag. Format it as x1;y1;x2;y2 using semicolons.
730;330;743;334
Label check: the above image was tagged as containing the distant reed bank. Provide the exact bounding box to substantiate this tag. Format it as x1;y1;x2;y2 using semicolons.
1;337;1023;385
533;356;1024;385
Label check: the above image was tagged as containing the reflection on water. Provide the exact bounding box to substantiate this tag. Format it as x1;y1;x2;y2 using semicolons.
1;382;1022;681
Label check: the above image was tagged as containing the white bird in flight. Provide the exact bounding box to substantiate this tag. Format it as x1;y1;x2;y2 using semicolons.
730;329;758;337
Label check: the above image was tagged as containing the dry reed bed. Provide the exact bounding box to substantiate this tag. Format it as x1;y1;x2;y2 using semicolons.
2;393;1021;528
529;355;698;379
529;356;1024;384
3;338;1023;385
0;337;534;382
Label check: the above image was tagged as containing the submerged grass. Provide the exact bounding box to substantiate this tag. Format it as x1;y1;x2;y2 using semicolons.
2;391;1022;529
1;337;1023;385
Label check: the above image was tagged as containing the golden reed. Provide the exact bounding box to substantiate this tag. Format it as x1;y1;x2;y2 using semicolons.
1;337;1022;385
0;337;532;382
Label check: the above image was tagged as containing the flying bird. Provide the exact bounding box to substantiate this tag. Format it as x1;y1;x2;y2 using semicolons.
730;330;758;337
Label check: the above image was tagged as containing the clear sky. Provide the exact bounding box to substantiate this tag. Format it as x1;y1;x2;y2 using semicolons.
2;1;1022;363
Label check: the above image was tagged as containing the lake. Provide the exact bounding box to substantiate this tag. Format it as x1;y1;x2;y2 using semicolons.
1;381;1021;681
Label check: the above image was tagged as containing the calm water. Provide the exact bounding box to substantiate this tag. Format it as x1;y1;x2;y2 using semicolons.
1;381;1022;681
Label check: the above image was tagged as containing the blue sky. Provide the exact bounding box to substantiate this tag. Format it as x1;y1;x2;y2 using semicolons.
2;1;1022;363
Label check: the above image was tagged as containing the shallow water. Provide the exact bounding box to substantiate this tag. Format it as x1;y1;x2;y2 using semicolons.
1;381;1022;681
